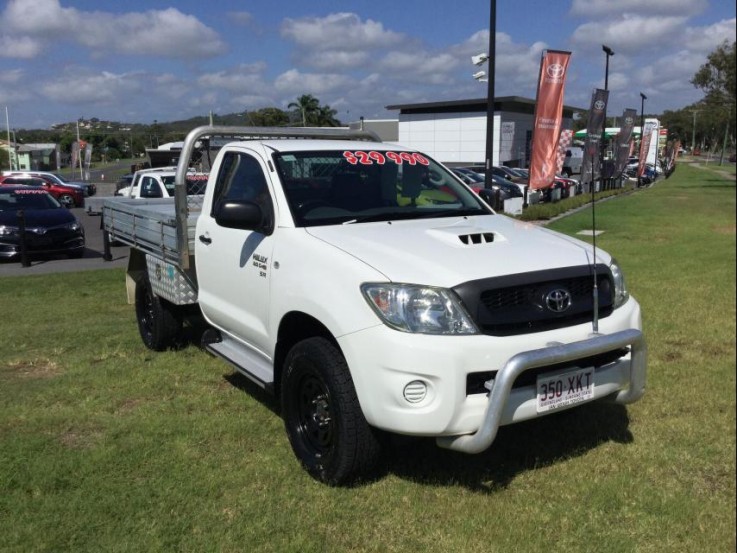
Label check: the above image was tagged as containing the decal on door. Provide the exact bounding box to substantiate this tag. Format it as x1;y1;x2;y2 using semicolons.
252;254;268;278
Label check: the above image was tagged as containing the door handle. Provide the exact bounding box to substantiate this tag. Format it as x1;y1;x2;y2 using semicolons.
198;234;212;245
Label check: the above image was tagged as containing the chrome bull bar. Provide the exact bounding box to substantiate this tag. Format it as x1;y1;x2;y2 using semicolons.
437;329;647;454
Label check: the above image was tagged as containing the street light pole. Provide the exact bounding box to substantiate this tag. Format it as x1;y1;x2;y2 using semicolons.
601;45;614;189
483;0;497;192
602;45;614;90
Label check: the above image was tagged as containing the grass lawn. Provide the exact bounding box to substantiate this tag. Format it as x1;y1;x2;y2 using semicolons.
1;163;734;552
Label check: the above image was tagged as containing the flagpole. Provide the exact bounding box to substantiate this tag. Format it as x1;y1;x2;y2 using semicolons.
5;107;13;170
76;120;83;180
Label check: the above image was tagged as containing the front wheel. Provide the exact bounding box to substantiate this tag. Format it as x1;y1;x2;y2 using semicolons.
281;337;381;485
135;275;182;351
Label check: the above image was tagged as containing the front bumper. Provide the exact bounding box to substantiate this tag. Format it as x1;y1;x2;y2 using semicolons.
0;232;85;258
337;298;646;452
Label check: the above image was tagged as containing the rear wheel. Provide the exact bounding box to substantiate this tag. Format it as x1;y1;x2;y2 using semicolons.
281;337;381;485
135;275;182;351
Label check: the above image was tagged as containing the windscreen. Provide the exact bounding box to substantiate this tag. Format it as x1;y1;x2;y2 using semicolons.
273;149;489;226
0;189;61;211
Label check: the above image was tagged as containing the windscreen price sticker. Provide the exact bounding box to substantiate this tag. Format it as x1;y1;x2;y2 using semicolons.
343;150;430;166
536;367;595;413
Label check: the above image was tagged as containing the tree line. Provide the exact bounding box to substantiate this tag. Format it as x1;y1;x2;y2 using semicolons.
3;95;341;169
659;40;735;154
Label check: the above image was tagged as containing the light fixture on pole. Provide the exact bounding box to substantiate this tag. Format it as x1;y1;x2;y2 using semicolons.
472;71;488;82
471;53;489;66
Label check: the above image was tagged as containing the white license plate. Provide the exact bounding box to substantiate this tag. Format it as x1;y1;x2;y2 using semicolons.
536;367;595;413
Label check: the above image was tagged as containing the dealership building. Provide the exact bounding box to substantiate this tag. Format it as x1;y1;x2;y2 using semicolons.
385;96;583;168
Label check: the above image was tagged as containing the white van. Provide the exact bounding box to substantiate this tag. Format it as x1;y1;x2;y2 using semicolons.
562;147;584;177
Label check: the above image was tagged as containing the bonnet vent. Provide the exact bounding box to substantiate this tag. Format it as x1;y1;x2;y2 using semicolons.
459;233;495;245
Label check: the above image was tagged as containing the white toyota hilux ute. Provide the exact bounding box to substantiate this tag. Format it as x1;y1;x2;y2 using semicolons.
102;126;646;485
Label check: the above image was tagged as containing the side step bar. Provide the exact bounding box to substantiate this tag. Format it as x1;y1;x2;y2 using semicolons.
204;332;275;393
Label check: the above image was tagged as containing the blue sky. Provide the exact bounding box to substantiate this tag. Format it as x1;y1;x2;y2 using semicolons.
1;0;735;129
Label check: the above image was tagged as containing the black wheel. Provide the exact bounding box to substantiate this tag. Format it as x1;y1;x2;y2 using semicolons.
135;275;182;351
281;337;381;485
58;193;74;208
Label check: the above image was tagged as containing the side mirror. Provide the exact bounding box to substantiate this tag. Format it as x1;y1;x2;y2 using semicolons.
214;199;273;235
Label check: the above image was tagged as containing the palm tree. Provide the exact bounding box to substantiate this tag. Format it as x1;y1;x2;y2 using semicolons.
288;94;320;127
315;105;341;127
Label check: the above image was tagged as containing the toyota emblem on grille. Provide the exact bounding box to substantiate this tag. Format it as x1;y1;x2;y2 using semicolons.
545;289;572;313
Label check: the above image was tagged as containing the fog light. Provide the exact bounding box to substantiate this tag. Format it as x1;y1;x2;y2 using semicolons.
403;380;427;404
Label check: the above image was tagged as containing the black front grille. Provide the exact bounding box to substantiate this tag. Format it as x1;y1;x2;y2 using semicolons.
453;265;614;336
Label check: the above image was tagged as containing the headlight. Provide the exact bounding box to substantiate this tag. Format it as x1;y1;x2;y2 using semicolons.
0;225;19;237
609;259;629;308
361;283;478;335
65;221;81;231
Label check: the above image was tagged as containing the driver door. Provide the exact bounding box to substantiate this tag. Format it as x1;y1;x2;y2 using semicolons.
195;147;276;357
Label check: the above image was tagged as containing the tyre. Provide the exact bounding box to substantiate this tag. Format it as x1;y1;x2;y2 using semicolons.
135;275;182;351
58;193;74;208
281;337;381;485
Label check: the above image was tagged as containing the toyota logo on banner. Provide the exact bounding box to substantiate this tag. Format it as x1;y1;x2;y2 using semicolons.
547;64;565;79
625;117;634;126
545;289;572;313
594;100;606;111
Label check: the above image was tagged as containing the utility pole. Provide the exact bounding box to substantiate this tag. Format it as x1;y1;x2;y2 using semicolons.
691;110;699;153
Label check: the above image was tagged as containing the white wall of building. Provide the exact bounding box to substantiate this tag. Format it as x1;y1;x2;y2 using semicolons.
397;111;541;167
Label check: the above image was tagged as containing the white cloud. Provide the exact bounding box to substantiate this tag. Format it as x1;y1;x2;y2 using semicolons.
682;18;737;53
570;0;707;17
2;0;77;34
197;63;268;93
304;51;372;71
274;69;354;97
377;52;459;84
0;36;43;59
0;0;226;59
41;70;143;105
281;12;404;52
572;15;688;54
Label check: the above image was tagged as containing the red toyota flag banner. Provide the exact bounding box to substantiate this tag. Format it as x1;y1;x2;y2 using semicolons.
529;50;572;190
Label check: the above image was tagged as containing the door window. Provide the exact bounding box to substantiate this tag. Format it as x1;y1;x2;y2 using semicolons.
212;151;272;215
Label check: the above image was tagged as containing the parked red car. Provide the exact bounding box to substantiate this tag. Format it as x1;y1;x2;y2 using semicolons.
0;175;84;207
